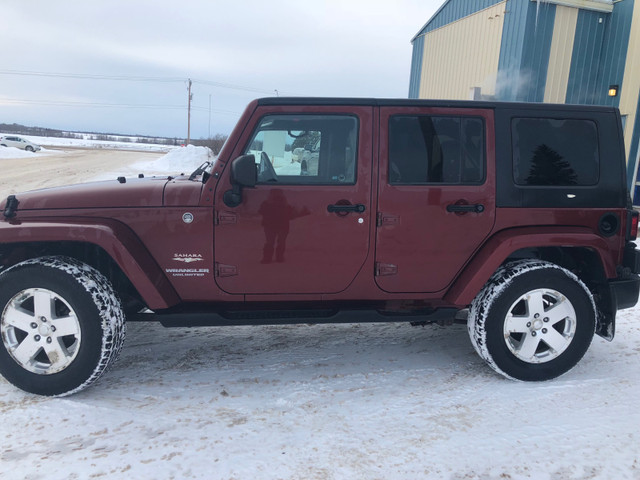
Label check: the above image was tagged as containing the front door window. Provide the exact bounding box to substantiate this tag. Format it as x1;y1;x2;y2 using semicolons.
243;114;358;185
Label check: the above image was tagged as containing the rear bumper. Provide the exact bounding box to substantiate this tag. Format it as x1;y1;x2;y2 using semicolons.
623;242;640;274
608;276;640;310
615;241;640;309
594;242;640;340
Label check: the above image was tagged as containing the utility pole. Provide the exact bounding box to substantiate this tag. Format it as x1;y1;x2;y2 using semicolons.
208;94;212;138
187;78;192;145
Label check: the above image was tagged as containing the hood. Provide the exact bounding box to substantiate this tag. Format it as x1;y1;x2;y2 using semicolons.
6;176;171;211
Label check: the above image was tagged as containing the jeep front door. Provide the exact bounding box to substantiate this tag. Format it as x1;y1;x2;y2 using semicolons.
214;106;373;295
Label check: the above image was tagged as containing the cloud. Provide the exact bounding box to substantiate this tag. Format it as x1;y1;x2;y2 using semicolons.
0;0;441;136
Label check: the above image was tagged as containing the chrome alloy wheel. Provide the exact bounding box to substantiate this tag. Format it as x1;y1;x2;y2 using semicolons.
503;288;577;364
1;288;81;375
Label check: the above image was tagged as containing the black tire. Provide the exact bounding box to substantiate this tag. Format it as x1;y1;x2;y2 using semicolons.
25;146;34;152
0;256;126;396
468;260;596;381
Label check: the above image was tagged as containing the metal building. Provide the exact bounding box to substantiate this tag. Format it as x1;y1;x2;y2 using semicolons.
409;0;640;203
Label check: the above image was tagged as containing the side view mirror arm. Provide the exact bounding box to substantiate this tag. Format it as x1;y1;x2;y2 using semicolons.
223;184;243;208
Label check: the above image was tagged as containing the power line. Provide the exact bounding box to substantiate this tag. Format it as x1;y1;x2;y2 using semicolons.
0;69;184;83
1;97;240;115
2;98;184;109
191;78;274;95
0;69;297;95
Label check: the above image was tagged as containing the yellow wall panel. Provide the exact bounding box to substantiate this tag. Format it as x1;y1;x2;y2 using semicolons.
544;6;578;103
620;0;640;161
418;2;506;100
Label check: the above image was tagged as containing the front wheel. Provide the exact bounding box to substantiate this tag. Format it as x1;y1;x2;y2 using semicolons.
0;256;126;396
468;260;596;381
25;146;34;152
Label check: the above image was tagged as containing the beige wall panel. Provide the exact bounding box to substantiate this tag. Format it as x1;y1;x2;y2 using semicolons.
544;6;578;103
418;2;506;100
620;0;640;161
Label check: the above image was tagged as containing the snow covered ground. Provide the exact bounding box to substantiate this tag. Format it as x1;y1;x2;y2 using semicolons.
0;139;638;479
0;145;58;159
0;308;638;479
0;141;211;181
91;144;213;180
0;132;175;153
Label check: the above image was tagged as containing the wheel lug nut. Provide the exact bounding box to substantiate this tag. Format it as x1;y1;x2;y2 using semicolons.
531;331;537;337
34;335;41;341
46;337;52;344
542;328;548;334
40;317;47;322
534;314;540;319
51;325;56;332
527;322;532;327
543;317;549;323
31;322;38;329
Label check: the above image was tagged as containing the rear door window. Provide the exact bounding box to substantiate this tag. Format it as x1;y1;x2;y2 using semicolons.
388;115;484;185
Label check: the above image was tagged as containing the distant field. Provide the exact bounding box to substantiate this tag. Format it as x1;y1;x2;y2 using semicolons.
0;148;164;198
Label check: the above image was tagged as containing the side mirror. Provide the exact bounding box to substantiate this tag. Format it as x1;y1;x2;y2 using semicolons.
223;154;257;207
231;154;257;187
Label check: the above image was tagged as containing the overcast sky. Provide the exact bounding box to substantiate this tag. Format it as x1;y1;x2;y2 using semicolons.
0;0;441;139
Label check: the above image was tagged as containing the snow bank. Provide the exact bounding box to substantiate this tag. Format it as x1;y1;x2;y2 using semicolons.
90;145;213;181
0;146;37;159
0;146;55;159
130;144;212;174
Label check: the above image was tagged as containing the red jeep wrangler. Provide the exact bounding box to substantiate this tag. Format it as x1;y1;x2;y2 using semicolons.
1;98;638;396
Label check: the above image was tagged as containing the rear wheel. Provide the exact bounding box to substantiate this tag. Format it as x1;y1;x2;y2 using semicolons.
468;260;596;381
25;145;34;152
0;256;126;396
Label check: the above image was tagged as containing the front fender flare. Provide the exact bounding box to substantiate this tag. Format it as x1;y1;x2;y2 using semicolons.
0;218;180;309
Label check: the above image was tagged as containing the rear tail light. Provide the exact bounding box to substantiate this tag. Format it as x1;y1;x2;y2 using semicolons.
627;210;639;240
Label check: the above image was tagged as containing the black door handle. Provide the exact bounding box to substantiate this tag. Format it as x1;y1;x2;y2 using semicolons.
327;203;366;213
446;203;485;213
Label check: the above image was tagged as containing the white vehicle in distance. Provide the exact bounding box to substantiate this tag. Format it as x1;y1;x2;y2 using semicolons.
0;135;41;152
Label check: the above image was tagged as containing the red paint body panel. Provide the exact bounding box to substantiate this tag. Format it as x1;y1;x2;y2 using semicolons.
213;105;374;295
163;178;203;206
14;178;168;210
492;207;626;266
444;226;617;306
0;217;179;308
375;107;496;293
0;99;632;316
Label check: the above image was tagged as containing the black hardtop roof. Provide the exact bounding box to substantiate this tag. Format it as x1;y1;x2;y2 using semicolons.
256;97;619;113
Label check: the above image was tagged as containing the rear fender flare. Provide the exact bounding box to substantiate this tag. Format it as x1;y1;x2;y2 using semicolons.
444;227;615;306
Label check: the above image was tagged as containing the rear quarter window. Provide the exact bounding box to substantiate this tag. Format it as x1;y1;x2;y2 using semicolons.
512;118;599;186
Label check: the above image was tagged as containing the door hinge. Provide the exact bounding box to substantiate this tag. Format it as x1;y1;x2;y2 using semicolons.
377;213;399;227
216;211;237;225
215;263;238;277
375;262;398;276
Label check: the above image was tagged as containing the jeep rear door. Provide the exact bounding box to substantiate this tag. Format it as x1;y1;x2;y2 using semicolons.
214;105;373;295
375;107;496;293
